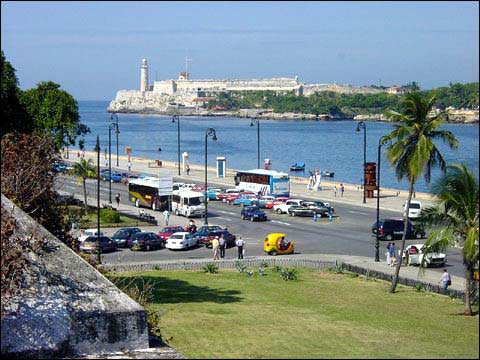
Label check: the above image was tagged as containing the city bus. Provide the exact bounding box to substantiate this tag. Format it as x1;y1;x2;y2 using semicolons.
234;169;290;197
128;176;170;211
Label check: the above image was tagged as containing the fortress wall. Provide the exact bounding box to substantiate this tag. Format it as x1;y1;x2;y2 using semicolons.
303;84;385;96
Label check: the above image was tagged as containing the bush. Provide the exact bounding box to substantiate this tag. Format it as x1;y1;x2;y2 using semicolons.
279;267;298;281
202;263;219;274
100;208;121;223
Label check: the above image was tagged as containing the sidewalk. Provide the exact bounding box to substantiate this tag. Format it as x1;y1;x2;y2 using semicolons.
67;151;437;214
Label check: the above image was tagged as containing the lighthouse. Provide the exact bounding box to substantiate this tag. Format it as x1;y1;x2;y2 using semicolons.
140;58;148;93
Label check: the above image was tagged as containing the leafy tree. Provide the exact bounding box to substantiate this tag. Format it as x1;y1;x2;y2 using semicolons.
71;158;97;212
19;81;90;149
382;93;459;293
0;51;33;136
418;164;479;316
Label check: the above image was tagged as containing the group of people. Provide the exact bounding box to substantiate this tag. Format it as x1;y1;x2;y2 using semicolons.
212;235;245;260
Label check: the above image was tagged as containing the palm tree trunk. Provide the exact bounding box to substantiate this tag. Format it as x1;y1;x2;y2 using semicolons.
389;179;415;293
464;268;473;316
83;178;88;213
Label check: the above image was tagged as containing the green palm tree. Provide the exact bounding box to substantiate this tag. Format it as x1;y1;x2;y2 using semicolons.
418;164;479;316
383;92;458;293
71;158;96;212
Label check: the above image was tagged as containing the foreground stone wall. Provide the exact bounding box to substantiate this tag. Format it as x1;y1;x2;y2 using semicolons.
1;195;150;358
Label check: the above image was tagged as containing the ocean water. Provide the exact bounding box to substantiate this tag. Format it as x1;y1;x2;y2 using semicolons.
78;101;479;193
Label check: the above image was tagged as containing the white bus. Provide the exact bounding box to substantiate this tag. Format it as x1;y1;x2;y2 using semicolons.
171;189;205;218
234;169;290;197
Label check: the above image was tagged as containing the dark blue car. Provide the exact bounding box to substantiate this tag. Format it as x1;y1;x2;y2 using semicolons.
241;206;267;222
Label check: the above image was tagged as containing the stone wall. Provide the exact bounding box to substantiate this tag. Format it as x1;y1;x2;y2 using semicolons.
1;195;150;358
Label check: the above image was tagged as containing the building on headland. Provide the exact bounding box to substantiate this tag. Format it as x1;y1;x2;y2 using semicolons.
107;58;385;114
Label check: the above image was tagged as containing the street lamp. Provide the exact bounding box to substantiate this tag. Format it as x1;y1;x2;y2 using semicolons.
375;136;390;262
172;115;181;175
356;121;367;204
94;135;101;264
250;118;260;169
110;113;120;166
204;128;218;225
108;122;119;204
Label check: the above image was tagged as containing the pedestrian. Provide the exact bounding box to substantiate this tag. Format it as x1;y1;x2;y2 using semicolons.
127;161;132;172
186;164;190;175
328;209;334;222
236;236;245;259
163;209;170;226
313;211;318;222
340;183;345;197
334;186;337;197
212;236;220;260
389;242;396;266
219;234;226;259
115;193;120;207
158;147;162;151
386;242;392;266
439;269;451;293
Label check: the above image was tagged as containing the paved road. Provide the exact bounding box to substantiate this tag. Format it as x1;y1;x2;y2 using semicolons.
56;171;465;278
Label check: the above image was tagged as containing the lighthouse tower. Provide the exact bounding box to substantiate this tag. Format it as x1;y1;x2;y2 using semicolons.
140;58;148;93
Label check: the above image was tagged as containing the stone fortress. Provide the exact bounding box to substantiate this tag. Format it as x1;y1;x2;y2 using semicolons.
107;58;384;115
107;59;478;123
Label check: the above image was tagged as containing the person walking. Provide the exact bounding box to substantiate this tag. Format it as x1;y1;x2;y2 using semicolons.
163;209;170;226
328;208;334;222
212;236;220;260
340;184;345;197
127;161;132;172
186;164;190;176
219;234;226;259
115;193;120;207
236;236;245;259
334;186;337;197
313;211;318;222
386;242;392;266
439;269;451;293
389;242;396;266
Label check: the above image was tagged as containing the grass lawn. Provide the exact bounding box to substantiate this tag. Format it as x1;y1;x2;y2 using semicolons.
108;267;479;359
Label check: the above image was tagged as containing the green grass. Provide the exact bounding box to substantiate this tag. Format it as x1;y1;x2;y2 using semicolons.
108;267;479;359
65;205;153;228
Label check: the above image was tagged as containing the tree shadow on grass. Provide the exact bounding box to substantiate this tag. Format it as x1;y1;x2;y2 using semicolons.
111;275;243;305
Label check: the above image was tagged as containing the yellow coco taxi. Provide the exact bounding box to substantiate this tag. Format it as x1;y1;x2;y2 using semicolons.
263;233;294;256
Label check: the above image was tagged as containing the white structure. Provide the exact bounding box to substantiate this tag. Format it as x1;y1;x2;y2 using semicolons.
140;58;149;93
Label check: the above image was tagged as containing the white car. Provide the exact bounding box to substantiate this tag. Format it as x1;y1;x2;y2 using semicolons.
165;232;197;250
403;200;422;219
402;244;447;267
273;199;304;214
79;228;104;243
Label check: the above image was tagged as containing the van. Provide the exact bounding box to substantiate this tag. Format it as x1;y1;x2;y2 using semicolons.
371;218;425;241
403;200;422;219
171;189;205;218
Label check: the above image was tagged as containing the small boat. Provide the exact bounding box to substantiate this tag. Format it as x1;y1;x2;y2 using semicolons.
290;162;305;171
321;170;335;177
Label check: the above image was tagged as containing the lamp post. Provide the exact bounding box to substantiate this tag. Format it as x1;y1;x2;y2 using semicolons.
356;121;367;204
108;122;119;204
375;136;390;262
94;135;101;264
250;118;260;169
204;128;218;225
110;113;120;166
172;115;181;175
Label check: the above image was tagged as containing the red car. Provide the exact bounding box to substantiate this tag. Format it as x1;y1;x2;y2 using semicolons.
157;226;185;241
269;197;289;209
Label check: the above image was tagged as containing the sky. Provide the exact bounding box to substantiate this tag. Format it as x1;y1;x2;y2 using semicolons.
1;1;479;101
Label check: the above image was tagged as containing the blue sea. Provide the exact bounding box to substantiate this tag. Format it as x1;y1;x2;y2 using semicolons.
78;101;479;193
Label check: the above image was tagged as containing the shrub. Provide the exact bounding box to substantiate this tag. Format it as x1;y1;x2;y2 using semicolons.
279;267;298;281
202;263;219;274
100;209;121;223
235;261;247;273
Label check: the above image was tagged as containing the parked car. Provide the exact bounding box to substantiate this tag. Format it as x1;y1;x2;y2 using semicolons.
241;206;268;221
79;228;104;243
268;196;289;209
371;218;425;241
205;187;224;200
165;232;198;250
111;227;141;248
287;205;327;217
197;230;237;248
403;200;422;219
233;193;259;206
79;236;117;253
192;225;227;243
217;188;243;202
253;195;276;209
402;244;447;267
273;199;304;214
130;232;164;251
300;201;333;217
158;226;185;241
